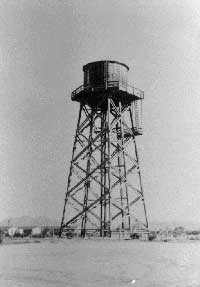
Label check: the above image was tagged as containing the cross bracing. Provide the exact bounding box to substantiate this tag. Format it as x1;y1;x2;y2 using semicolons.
60;96;148;237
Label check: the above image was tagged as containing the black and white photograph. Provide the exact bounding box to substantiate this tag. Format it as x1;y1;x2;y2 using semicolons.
0;0;200;286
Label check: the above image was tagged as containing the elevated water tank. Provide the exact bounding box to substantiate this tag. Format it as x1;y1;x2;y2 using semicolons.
71;60;144;107
83;60;129;90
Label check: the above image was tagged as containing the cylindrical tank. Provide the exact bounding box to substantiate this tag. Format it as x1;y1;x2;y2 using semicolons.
83;61;129;90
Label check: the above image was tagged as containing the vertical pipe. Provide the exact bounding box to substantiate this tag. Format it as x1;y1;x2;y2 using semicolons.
119;102;131;231
107;98;112;237
116;121;124;230
102;111;107;237
100;112;104;237
103;115;107;237
81;109;94;237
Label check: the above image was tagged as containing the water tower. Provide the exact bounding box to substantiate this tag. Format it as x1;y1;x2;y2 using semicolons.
60;60;148;237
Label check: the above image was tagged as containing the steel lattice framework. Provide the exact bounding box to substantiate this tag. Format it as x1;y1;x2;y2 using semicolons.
60;92;148;237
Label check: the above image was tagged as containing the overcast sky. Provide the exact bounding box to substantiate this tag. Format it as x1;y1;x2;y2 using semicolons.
0;0;200;224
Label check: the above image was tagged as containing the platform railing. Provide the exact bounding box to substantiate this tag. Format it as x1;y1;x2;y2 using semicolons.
71;84;84;97
71;81;144;99
127;84;144;99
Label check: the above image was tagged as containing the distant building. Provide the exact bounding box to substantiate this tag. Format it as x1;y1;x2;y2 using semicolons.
8;227;17;237
32;227;42;237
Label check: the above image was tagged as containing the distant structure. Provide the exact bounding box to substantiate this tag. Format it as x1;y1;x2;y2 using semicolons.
60;60;148;237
